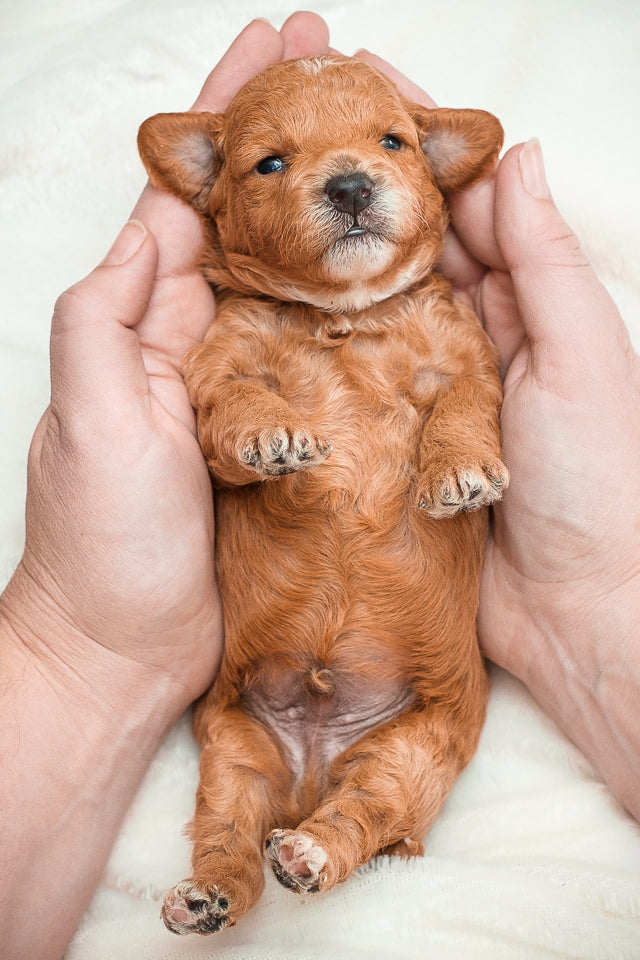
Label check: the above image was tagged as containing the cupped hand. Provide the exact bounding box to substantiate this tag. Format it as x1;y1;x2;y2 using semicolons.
454;146;640;821
3;13;331;717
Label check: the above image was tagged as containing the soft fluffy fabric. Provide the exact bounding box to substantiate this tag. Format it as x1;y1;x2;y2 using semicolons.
2;2;640;958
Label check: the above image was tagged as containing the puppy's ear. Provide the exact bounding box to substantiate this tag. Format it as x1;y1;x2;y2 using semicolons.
137;112;224;212
409;105;503;193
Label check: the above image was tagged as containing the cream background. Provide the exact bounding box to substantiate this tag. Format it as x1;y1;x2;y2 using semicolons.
1;2;639;957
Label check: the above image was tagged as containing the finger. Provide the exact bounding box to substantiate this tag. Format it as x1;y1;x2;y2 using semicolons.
448;174;507;272
50;221;157;419
131;185;204;280
280;11;330;58
192;19;284;111
134;268;215;368
475;269;527;377
353;50;437;107
494;140;630;381
439;228;487;290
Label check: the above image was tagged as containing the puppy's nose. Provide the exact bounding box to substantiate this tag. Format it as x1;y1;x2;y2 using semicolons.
325;173;374;217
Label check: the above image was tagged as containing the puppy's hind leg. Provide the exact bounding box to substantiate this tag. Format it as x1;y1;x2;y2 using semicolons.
264;701;482;896
161;707;292;935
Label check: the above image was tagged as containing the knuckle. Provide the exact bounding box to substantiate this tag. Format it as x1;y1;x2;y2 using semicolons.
544;229;590;270
53;283;84;320
52;279;102;332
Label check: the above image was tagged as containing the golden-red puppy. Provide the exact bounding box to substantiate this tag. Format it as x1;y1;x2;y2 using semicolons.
138;54;507;935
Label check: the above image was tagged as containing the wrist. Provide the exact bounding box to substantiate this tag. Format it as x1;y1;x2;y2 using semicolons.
0;568;185;960
0;560;186;745
517;578;640;820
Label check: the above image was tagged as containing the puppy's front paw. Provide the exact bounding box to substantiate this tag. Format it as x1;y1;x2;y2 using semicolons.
161;880;230;936
417;459;508;518
238;426;332;477
264;829;330;894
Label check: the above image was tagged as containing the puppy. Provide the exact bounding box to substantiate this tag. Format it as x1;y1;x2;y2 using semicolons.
138;54;507;935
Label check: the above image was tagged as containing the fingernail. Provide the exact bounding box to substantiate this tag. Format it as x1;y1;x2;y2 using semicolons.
519;138;552;200
102;219;147;266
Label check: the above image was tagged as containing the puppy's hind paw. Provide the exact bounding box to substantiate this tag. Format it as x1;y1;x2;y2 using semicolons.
264;829;329;894
161;880;230;936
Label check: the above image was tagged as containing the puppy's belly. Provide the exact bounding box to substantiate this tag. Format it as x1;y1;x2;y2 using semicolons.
216;482;485;664
243;669;415;786
214;458;486;808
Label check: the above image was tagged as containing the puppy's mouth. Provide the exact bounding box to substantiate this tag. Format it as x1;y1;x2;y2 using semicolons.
336;215;383;242
342;221;369;239
329;210;393;254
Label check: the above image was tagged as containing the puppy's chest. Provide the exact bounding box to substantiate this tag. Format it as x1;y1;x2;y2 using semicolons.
273;313;447;442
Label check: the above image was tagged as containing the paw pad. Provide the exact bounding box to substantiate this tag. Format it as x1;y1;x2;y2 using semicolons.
264;829;328;893
238;427;332;476
161;880;229;936
418;460;509;518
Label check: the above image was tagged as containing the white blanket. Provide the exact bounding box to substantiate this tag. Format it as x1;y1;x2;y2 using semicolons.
2;2;640;957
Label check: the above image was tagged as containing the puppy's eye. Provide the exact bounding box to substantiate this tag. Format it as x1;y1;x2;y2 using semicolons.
256;156;286;175
380;135;402;151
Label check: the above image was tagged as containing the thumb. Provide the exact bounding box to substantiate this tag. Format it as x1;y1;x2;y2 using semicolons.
50;220;159;419
494;140;626;384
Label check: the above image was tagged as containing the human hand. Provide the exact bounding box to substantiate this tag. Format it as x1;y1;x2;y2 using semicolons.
358;52;640;819
456;141;640;820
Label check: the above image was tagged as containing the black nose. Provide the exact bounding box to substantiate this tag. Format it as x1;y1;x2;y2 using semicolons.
325;173;374;217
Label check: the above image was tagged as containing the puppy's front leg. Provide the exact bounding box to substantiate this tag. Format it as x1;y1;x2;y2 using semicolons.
184;341;331;486
417;373;508;519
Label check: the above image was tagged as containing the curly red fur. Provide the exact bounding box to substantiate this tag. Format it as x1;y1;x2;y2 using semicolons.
139;55;506;935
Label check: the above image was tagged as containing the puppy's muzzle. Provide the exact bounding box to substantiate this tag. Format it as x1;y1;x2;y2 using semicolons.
325;172;374;220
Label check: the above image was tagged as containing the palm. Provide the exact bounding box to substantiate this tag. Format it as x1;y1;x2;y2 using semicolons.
440;227;537;669
131;187;213;424
140;267;215;435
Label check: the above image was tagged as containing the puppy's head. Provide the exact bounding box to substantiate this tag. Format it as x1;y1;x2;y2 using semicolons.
138;56;502;312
